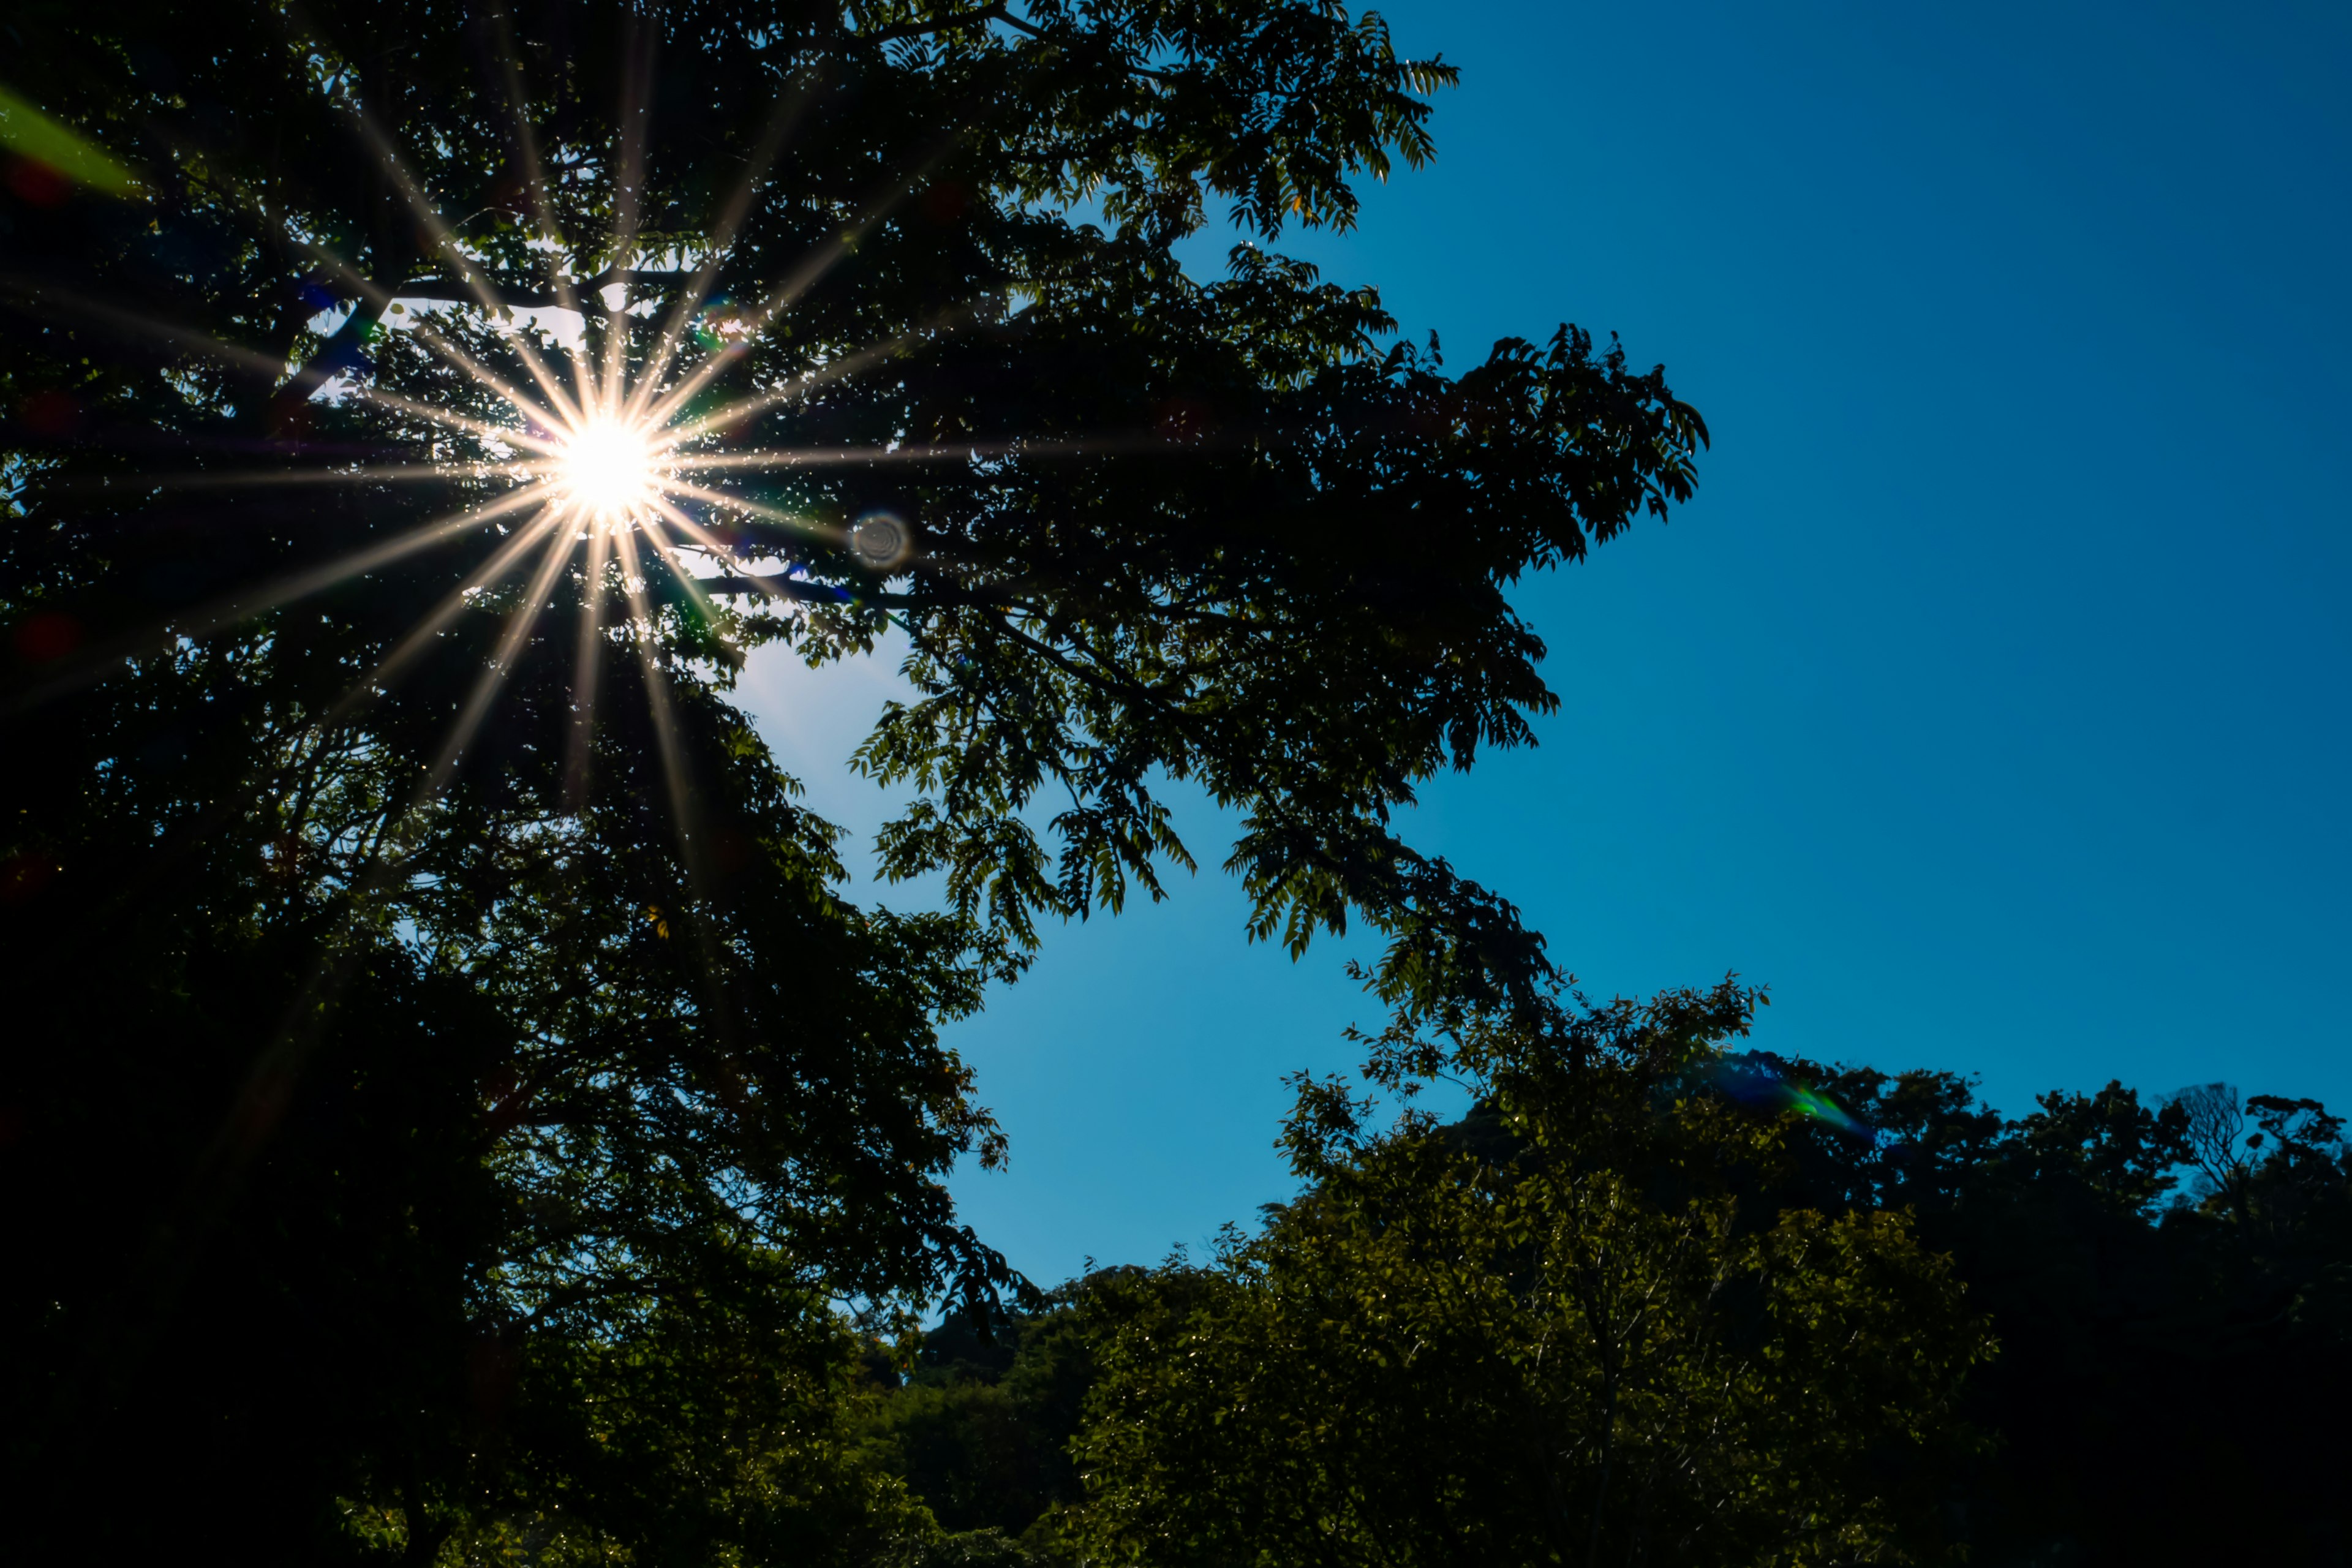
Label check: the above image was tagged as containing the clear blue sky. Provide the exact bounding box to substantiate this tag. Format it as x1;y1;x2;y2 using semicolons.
741;0;2352;1289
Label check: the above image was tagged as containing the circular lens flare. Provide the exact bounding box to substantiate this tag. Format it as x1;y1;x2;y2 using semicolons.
557;417;661;524
850;510;912;570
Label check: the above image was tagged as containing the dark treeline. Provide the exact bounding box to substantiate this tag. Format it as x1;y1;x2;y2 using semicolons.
864;986;2352;1567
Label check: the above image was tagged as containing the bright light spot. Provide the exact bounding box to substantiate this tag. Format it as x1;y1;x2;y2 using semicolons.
557;417;662;524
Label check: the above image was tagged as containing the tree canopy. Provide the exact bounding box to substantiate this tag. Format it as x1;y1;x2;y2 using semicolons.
1067;984;1992;1567
851;1003;2352;1568
1;1;1704;1561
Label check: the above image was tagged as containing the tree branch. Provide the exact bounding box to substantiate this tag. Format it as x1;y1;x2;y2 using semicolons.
861;3;1010;43
388;266;696;314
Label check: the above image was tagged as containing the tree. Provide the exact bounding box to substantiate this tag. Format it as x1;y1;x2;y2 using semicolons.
1;1;1705;1560
1693;1059;2352;1565
842;1033;2352;1566
854;1293;1096;1554
1060;985;1992;1566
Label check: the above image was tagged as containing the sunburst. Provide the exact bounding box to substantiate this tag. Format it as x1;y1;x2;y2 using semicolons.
0;20;1229;1351
7;54;976;820
8;26;1167;890
552;415;668;526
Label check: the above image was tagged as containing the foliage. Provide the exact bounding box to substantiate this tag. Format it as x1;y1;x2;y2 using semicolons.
1050;985;1991;1567
1738;1065;2352;1564
410;1289;936;1567
846;1000;2352;1568
2;0;1706;1561
857;1295;1096;1556
4;0;1702;1007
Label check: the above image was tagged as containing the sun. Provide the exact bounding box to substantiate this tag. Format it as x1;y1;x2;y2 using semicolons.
555;415;663;525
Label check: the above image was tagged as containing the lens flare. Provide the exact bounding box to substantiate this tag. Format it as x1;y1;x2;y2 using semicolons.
1712;1055;1877;1145
849;511;911;570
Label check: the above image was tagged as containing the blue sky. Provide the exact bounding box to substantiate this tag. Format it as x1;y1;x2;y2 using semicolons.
740;0;2352;1288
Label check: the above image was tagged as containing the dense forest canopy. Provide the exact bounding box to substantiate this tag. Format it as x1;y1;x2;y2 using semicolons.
869;1004;2352;1567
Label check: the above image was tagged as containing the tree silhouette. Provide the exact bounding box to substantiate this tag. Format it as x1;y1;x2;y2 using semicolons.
1;2;1703;1560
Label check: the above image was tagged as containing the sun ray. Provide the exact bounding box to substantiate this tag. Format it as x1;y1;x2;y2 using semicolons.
485;4;601;404
655;306;978;447
287;235;586;430
11;40;1090;899
643;501;873;615
598;29;660;418
624;75;823;424
667;434;1134;473
5;47;1094;1327
11;217;1012;729
612;526;711;863
564;521;617;811
315;507;573;735
407;313;583;432
48;461;557;494
417;516;582;798
351;383;571;458
611;521;741;1048
325;97;587;426
658;479;846;551
640;139;959;429
7;486;550;713
0;276;547;453
638;505;734;630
